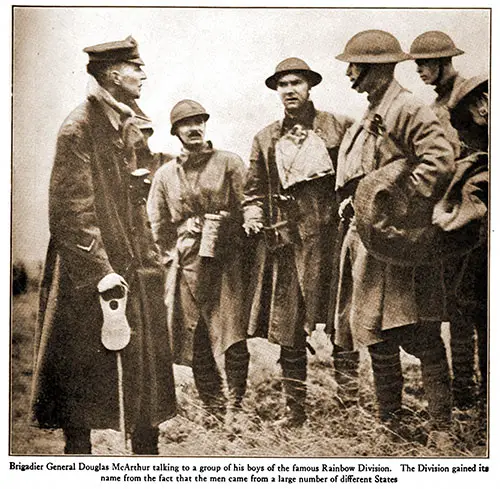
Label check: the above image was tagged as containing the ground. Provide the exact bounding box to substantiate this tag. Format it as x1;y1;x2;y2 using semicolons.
10;288;487;457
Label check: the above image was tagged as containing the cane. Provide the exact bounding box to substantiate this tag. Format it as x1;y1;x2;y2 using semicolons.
100;285;131;452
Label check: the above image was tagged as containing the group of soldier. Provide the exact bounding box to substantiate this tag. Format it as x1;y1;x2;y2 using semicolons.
30;29;488;455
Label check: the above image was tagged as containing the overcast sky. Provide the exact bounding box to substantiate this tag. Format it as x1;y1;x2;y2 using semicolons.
12;6;490;266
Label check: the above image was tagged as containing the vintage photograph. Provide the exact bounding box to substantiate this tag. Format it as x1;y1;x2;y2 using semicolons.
11;6;490;458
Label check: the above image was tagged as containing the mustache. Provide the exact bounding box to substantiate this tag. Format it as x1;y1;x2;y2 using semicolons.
187;130;203;137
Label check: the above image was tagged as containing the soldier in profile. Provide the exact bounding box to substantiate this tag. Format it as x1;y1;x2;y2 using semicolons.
31;36;176;454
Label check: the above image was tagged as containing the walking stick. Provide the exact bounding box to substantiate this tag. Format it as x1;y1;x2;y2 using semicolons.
100;286;131;452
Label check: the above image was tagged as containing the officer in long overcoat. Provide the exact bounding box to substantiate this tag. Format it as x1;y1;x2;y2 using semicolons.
31;37;176;454
410;31;478;409
147;100;249;427
333;30;455;447
243;58;354;426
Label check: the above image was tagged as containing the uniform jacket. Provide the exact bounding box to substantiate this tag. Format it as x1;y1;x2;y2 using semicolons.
243;103;353;345
147;145;249;365
334;80;454;350
31;82;176;431
432;72;466;159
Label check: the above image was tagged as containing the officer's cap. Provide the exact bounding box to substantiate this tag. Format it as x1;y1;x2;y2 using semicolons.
84;35;144;65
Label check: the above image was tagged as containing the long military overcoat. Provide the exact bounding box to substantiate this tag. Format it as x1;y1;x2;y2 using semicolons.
147;147;249;366
31;87;176;431
243;105;352;346
333;80;455;350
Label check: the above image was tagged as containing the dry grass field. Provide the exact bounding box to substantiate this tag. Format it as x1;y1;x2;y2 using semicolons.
11;284;487;458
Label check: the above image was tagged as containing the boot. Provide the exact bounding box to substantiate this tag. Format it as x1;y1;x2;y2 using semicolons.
449;302;477;409
277;346;307;428
63;427;92;454
333;345;360;409
225;340;250;410
192;323;227;429
131;426;159;455
368;342;404;421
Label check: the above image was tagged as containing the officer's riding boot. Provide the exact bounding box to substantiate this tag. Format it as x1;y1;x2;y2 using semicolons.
225;340;250;410
333;345;360;409
63;427;92;454
131;425;159;455
277;347;307;428
450;309;477;410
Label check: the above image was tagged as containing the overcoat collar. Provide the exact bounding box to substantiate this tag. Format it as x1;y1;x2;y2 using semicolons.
86;76;152;131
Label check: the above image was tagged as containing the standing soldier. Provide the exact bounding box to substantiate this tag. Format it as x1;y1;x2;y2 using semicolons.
147;100;250;429
410;32;477;409
333;30;455;447
31;36;176;454
441;75;489;409
243;58;354;427
410;31;466;158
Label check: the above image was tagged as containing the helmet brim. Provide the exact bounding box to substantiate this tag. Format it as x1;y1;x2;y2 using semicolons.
265;69;322;90
409;48;464;60
171;113;210;135
335;52;412;64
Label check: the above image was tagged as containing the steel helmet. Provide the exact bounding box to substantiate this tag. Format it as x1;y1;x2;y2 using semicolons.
336;30;411;64
410;31;464;59
170;99;210;135
265;57;322;90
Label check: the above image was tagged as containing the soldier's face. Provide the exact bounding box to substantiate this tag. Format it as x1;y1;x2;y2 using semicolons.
346;63;370;93
469;92;488;126
176;115;207;148
113;62;147;99
276;73;310;111
415;59;440;85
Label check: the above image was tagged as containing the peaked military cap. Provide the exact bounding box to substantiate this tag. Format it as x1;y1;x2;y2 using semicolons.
84;35;144;65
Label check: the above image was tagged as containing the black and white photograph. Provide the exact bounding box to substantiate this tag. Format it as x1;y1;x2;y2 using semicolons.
7;3;495;482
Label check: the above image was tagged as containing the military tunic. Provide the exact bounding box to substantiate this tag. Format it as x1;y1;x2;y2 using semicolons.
243;102;352;346
147;145;248;366
334;80;454;350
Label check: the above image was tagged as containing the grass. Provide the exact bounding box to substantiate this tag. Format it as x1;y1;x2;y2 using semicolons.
10;289;487;457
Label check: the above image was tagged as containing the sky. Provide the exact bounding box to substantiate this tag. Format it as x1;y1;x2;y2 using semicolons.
11;6;490;267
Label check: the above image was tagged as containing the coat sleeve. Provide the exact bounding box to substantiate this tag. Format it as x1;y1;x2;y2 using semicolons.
48;119;114;289
226;154;247;218
147;167;177;264
242;134;266;224
399;102;455;201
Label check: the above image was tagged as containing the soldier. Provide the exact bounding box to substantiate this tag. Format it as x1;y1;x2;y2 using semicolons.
410;31;466;158
410;32;478;409
243;58;354;427
31;36;176;454
147;100;250;429
445;75;489;409
333;30;455;447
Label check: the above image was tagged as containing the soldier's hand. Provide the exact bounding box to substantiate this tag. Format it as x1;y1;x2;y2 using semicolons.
97;273;129;295
338;196;355;222
243;221;264;236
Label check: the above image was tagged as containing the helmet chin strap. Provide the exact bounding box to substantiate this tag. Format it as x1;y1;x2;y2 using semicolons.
436;59;446;87
352;64;370;90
